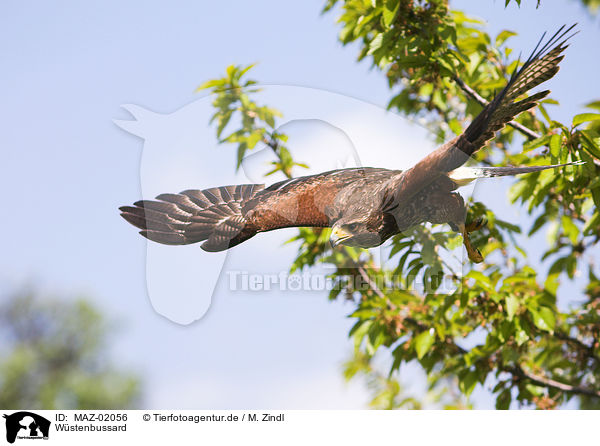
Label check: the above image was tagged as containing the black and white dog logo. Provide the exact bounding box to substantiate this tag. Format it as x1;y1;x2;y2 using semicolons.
3;412;50;443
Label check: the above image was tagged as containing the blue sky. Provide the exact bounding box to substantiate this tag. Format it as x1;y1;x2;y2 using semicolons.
1;0;598;408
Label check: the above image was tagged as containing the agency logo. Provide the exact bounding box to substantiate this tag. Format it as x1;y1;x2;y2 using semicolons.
3;412;50;444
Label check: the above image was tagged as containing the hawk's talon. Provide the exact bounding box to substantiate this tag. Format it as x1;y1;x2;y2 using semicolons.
468;247;484;264
465;217;487;233
458;223;484;263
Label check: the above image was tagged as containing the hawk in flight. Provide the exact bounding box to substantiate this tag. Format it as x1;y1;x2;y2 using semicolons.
121;26;577;263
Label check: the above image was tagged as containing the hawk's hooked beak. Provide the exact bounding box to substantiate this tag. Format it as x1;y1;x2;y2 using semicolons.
330;226;352;248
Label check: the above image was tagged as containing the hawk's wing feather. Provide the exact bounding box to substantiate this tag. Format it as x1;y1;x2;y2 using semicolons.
120;183;264;250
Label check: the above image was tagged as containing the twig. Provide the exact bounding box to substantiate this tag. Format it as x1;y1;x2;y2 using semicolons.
262;136;280;153
357;265;387;298
452;75;541;141
510;365;600;399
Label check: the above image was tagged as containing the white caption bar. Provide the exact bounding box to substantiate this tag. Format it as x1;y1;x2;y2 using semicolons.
0;409;596;445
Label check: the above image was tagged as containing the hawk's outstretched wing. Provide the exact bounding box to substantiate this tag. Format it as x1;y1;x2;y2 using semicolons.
119;168;392;251
386;24;576;204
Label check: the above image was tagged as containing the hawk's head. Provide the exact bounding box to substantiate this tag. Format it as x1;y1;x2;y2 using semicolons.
330;211;396;249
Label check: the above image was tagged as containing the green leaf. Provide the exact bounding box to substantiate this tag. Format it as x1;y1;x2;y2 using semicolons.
265;113;275;128
459;369;478;396
195;78;227;92
226;64;237;80
561;215;579;245
515;328;529;346
573;113;600;127
236;141;248;168
448;118;462;135
522;134;551;152
580;131;600;159
592;186;600;209
529;307;556;333
466;270;490;285
279;146;293;165
585;100;600;111
445;234;463;250
505;295;519;321
414;329;435;359
367;33;384;55
239;63;256;77
495;30;516;46
216;110;233;138
549;134;561;157
525;384;545;397
246;130;263;149
383;0;399;27
583;212;600;235
546;221;560;246
496;388;511;410
544;273;560;295
538;104;552;125
351;320;373;350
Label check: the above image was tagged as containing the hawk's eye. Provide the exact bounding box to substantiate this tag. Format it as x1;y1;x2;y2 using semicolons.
346;223;359;232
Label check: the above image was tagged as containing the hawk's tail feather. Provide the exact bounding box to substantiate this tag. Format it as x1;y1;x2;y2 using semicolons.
448;161;583;186
393;25;576;200
119;183;265;251
463;24;577;152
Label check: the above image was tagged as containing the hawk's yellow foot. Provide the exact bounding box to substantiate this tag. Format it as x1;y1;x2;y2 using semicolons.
465;217;487;233
459;223;484;263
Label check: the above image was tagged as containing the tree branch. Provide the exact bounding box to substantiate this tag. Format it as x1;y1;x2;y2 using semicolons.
452;75;541;141
510;365;600;399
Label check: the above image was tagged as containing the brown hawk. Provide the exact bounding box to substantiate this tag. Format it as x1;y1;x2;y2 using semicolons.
120;26;578;263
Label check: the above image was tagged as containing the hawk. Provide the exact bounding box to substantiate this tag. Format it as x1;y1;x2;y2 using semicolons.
120;26;577;263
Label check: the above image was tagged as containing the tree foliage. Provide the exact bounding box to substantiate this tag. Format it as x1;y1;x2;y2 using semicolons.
506;0;600;13
0;289;141;409
200;1;600;408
